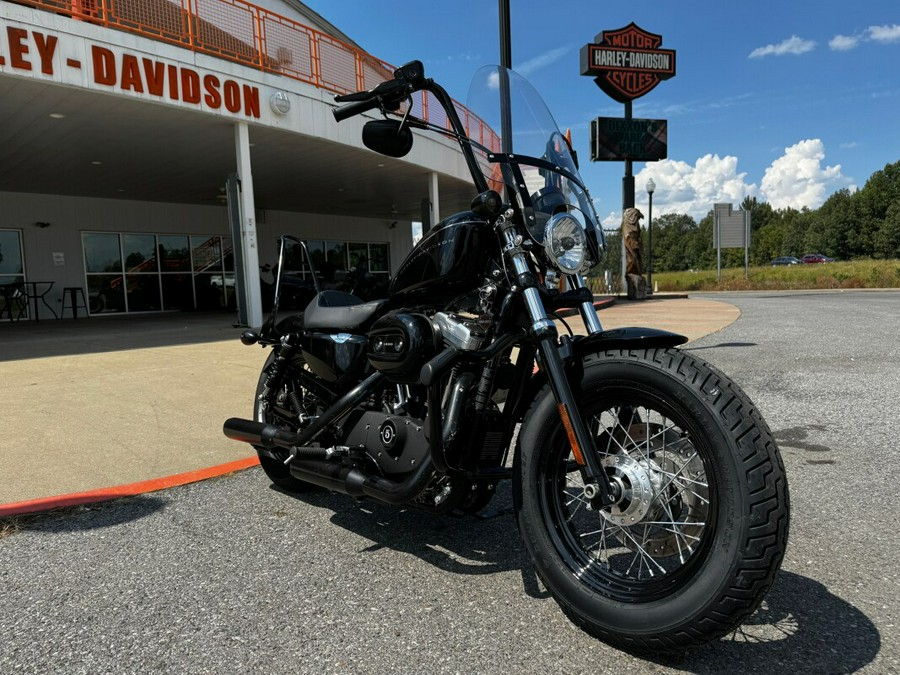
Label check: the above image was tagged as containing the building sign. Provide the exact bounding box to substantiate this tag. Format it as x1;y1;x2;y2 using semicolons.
580;23;676;102
591;117;667;161
0;20;262;119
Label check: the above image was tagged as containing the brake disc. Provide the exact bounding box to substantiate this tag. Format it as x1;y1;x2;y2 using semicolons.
603;424;708;558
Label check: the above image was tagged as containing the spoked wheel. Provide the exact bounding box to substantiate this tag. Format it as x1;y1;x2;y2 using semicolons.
554;406;711;597
514;349;789;653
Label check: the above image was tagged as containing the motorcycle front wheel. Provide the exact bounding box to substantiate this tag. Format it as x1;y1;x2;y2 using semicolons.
514;348;789;653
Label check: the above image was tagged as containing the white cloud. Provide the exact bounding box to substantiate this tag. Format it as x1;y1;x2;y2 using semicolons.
829;34;859;51
516;45;574;77
760;139;846;209
830;24;900;51
749;35;816;58
867;24;900;43
486;44;573;90
601;155;758;222
626;155;757;222
599;140;850;224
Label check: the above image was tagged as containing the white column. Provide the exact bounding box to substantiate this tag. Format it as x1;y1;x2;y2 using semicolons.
235;122;263;326
428;172;440;227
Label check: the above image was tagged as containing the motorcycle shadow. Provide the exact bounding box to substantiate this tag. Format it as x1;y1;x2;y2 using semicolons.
7;495;167;535
271;481;551;600
650;570;881;672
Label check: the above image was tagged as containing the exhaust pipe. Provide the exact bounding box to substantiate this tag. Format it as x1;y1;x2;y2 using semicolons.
223;418;299;448
288;454;434;505
223;371;386;451
224;369;438;506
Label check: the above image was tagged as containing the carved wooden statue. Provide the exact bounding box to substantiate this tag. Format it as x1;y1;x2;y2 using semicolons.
621;207;647;300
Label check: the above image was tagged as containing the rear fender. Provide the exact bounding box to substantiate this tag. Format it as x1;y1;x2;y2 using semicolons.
511;327;688;421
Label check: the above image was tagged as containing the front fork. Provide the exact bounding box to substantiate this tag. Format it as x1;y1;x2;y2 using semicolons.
498;215;616;507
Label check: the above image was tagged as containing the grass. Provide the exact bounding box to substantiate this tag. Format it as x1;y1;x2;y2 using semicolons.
638;260;900;293
0;518;20;540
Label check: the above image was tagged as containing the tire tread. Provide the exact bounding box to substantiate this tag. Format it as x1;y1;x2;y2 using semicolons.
516;347;790;653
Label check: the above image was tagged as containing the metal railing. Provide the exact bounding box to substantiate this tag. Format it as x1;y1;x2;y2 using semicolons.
17;0;500;151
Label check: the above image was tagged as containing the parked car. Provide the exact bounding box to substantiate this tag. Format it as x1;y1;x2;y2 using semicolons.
801;253;834;264
771;256;802;266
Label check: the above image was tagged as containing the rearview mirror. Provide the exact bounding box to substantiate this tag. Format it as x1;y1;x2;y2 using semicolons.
362;119;414;158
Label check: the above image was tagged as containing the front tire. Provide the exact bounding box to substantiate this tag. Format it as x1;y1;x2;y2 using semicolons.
514;348;789;653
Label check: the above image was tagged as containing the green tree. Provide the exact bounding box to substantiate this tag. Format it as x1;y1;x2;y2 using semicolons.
856;162;900;257
647;213;697;271
873;201;900;258
741;196;775;232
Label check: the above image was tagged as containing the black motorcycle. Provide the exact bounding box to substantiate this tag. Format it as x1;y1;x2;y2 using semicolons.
223;61;789;653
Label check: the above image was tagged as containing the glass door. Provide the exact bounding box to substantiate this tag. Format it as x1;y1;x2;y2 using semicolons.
0;229;26;320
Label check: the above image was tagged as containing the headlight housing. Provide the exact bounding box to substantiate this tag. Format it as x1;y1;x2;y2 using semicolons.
543;212;587;274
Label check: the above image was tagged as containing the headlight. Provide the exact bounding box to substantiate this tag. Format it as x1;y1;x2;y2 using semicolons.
543;212;587;274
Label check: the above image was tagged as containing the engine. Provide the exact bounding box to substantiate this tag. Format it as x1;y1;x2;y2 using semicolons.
367;312;441;383
367;311;487;383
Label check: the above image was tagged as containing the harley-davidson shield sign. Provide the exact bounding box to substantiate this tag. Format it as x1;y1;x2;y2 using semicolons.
580;23;676;103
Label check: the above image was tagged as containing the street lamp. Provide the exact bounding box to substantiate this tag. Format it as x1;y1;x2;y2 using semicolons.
646;178;655;294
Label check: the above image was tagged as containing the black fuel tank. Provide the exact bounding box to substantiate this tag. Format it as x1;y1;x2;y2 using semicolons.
389;211;492;305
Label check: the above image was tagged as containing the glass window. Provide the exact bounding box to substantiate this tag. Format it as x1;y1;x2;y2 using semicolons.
126;274;161;311
349;243;368;271
0;229;26;320
0;230;24;276
84;233;121;273
282;241;304;274
194;273;224;310
78;232;391;315
369;243;389;272
123;234;158;273
326;241;347;270
192;236;222;273
307;241;325;275
87;274;125;314
158;236;191;272
161;273;193;311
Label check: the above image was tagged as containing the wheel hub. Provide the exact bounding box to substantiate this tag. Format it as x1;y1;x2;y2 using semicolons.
595;423;708;558
597;453;656;526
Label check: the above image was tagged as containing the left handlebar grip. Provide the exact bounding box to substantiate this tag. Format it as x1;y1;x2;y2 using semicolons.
333;97;379;122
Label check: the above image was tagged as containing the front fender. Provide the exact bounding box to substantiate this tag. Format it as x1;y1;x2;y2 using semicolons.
511;326;688;422
572;326;688;353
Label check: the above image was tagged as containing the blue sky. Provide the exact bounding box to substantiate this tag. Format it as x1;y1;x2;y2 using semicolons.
302;0;900;226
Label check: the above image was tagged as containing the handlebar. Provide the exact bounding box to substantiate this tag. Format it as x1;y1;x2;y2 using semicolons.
332;61;425;123
333;97;381;122
327;59;489;194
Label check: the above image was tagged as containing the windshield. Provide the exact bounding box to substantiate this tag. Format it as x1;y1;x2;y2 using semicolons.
466;66;604;258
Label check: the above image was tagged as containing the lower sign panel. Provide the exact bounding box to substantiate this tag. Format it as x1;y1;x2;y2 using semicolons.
591;117;667;162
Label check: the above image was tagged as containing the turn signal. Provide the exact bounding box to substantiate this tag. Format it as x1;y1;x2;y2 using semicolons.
558;403;586;466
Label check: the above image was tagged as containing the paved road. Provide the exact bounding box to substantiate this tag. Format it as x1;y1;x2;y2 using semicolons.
1;291;897;674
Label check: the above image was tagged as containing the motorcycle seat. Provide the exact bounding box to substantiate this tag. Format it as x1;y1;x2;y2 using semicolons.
303;290;386;331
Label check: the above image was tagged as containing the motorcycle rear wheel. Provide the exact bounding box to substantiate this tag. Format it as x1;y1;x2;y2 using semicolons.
253;353;313;492
514;348;789;653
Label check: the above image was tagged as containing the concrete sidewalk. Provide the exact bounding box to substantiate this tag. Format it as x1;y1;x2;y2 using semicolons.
0;296;739;511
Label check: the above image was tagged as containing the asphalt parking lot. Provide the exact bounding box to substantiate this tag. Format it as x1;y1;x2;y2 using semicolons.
1;290;898;674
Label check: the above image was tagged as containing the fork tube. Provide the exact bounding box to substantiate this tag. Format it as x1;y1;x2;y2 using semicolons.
497;217;614;505
572;274;603;334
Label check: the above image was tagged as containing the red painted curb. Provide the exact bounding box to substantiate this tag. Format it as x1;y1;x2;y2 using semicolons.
0;456;261;518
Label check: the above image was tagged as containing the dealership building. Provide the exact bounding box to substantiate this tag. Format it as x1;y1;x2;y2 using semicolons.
0;0;491;325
